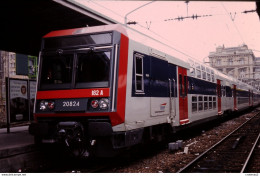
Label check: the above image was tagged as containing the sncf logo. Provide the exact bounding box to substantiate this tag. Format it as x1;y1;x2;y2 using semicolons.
160;103;167;111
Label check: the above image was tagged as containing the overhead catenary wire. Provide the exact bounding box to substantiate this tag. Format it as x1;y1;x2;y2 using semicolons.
87;1;259;59
89;0;198;60
221;2;245;44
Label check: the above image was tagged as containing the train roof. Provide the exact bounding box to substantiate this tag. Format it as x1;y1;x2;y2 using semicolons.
44;24;189;69
43;24;259;92
43;24;128;38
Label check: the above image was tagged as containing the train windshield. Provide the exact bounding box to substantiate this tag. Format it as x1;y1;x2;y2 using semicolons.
39;50;111;90
75;50;110;88
40;54;73;90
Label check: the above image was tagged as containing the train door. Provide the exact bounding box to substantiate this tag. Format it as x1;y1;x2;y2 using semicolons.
149;56;169;117
217;79;222;115
168;64;177;123
233;85;237;111
178;67;189;125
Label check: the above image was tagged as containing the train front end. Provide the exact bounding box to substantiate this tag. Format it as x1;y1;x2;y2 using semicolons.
29;25;129;157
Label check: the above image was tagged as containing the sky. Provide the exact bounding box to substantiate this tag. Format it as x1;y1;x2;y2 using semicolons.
74;0;260;62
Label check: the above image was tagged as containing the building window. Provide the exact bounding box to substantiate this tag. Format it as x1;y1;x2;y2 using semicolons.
216;59;221;66
134;53;144;92
238;58;245;65
238;68;246;79
228;58;233;65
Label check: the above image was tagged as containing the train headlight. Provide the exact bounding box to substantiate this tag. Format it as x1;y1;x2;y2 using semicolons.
91;100;99;109
39;101;48;111
39;100;55;111
48;101;55;110
99;98;109;110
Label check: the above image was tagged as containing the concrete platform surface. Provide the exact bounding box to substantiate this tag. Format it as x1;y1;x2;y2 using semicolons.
0;126;35;158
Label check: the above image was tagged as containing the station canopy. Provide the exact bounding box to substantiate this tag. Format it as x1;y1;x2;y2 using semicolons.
0;0;116;56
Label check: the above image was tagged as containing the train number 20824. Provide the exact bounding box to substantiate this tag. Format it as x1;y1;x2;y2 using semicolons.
63;101;80;107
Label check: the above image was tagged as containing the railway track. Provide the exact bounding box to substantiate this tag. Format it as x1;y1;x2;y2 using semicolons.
178;111;260;173
3;110;259;173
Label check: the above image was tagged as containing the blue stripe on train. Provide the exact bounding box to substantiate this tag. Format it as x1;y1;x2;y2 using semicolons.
131;52;244;98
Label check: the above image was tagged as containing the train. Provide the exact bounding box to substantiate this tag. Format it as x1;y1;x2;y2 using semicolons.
29;24;260;157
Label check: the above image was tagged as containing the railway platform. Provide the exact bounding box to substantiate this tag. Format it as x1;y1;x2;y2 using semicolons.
0;126;34;158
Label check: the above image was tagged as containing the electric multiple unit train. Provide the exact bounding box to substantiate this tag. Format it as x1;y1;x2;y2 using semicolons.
29;24;260;157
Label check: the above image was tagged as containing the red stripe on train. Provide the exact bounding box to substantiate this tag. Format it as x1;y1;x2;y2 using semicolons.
36;88;110;99
109;34;129;127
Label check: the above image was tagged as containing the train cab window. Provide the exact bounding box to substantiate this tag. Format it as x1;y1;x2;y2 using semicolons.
134;54;144;92
76;50;110;88
40;54;73;89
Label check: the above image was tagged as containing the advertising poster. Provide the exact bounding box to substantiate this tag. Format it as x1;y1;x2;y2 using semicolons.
9;79;29;123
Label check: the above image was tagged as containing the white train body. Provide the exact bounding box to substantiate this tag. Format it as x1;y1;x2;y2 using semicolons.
30;24;260;157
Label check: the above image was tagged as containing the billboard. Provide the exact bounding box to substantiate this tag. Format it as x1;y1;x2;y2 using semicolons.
6;78;36;124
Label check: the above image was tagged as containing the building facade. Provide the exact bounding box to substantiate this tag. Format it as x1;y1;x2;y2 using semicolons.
208;44;260;89
0;51;37;125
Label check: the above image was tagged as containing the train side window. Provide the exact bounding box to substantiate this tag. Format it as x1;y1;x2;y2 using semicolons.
190;67;195;77
201;66;206;80
195;63;200;69
222;86;226;97
134;54;144;92
209;96;213;109
213;97;217;109
196;69;201;78
192;96;197;112
198;96;203;111
211;70;215;83
202;71;206;80
211;74;215;83
204;96;208;110
207;73;211;81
